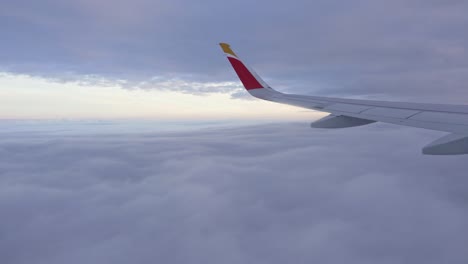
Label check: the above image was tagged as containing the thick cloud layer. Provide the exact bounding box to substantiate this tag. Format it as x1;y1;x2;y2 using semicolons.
1;122;467;264
2;1;468;100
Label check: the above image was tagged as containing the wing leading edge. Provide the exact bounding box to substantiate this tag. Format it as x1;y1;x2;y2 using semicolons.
219;43;468;155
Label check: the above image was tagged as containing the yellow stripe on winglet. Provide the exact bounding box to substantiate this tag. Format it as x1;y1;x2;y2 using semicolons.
219;43;237;57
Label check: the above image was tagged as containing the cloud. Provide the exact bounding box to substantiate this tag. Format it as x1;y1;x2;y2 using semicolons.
127;78;243;95
2;1;468;100
0;122;467;264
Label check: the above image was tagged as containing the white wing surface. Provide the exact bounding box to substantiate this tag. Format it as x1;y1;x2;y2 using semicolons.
219;43;468;155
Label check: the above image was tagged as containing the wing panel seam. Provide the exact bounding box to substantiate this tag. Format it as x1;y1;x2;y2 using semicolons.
358;107;375;114
404;111;423;119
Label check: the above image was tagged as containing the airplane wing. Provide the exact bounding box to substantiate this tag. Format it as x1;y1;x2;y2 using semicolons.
219;43;468;155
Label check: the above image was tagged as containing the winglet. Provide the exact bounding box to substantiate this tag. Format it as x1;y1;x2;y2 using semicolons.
219;43;268;90
219;43;238;57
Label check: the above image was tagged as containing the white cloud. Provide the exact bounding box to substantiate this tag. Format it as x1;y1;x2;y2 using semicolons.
0;122;467;264
0;72;317;119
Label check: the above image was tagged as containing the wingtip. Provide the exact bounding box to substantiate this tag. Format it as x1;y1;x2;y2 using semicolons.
219;42;237;57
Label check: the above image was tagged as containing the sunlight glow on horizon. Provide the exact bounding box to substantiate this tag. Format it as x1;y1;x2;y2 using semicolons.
0;72;324;120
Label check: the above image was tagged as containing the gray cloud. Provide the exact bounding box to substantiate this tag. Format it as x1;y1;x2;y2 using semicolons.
0;122;467;264
2;0;468;100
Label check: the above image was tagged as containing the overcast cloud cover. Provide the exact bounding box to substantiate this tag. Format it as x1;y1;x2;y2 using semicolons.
2;0;468;101
1;122;467;264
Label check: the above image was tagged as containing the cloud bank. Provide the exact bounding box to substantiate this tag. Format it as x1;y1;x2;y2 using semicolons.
0;122;467;264
2;1;468;101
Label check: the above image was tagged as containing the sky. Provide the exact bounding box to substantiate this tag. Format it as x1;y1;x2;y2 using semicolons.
2;0;468;119
1;1;468;264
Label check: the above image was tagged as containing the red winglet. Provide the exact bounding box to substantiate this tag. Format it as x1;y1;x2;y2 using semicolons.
227;57;264;90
